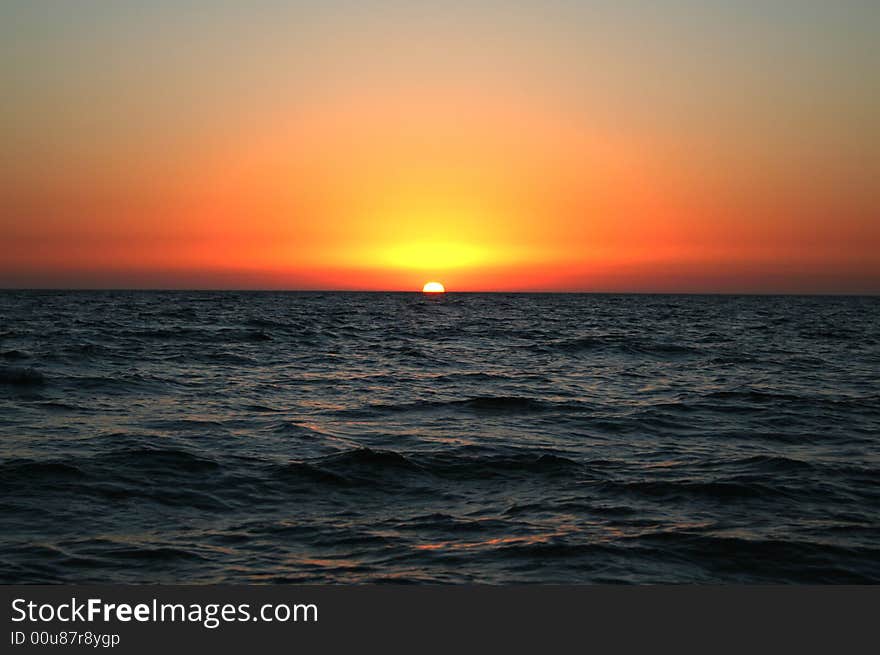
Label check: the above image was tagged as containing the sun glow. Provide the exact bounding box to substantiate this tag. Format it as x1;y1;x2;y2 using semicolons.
422;281;446;293
380;242;489;271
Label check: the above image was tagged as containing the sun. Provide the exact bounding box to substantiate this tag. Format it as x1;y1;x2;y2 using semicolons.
422;281;446;293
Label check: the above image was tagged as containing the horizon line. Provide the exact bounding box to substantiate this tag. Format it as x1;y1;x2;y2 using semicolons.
1;287;878;297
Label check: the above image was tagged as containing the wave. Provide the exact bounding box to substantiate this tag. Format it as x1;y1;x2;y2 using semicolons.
268;447;585;489
421;451;582;477
121;327;273;343
36;400;92;412
631;533;880;583
352;395;584;416
97;447;221;472
547;335;702;357
703;390;804;403
0;460;86;481
94;545;208;562
608;478;790;500
244;317;289;329
699;390;880;411
458;396;552;412
243;403;285;413
61;342;112;357
57;373;169;393
320;447;422;470
1;349;32;360
203;351;260;365
0;366;46;386
274;461;353;486
725;454;816;473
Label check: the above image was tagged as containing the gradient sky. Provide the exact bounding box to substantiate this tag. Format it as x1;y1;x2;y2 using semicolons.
2;0;878;292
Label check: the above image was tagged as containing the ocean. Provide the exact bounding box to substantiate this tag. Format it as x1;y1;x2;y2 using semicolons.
1;291;878;583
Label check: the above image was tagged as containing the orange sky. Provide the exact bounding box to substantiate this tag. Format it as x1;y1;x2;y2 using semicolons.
2;2;878;292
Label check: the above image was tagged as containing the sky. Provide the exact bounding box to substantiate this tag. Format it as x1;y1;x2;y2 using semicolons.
1;0;878;292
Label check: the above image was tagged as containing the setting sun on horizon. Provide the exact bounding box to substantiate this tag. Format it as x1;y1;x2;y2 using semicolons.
422;281;446;293
1;2;878;293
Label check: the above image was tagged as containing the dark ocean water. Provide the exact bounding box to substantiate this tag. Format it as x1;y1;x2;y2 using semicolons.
1;291;878;583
